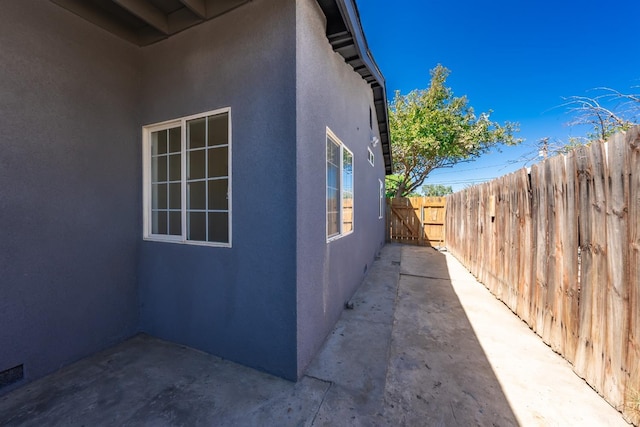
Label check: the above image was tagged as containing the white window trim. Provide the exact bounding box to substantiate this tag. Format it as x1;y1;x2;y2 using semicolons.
379;179;384;219
142;107;232;248
326;127;354;242
367;146;375;167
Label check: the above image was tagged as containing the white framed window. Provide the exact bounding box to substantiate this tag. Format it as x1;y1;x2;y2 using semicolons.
367;147;374;166
379;179;384;219
326;128;354;240
143;108;232;247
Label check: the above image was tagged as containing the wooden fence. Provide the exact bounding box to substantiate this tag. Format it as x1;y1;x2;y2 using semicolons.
445;127;640;425
387;197;446;246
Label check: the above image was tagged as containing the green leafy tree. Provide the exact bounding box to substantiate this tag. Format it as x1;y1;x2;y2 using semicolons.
387;65;522;198
421;184;453;197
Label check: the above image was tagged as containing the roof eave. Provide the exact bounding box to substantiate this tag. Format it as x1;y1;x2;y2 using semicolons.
318;0;393;175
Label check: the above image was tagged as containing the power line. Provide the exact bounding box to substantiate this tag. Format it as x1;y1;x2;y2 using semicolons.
428;157;531;176
428;163;514;175
425;177;497;185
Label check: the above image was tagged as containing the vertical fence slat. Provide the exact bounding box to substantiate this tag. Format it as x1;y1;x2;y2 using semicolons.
562;151;579;361
603;133;630;408
591;141;610;394
516;169;533;323
574;145;596;383
546;155;563;353
486;182;497;295
532;162;549;337
625;127;640;425
507;173;520;312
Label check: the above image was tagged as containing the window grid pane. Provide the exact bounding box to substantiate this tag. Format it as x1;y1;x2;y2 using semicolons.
169;127;181;153
186;112;229;243
152;210;168;235
208;212;229;243
154;130;167;155
150;128;178;236
188;117;206;149
188;211;206;241
379;180;384;219
327;137;341;237
169;154;181;181
208;115;228;147
342;150;353;233
168;211;181;235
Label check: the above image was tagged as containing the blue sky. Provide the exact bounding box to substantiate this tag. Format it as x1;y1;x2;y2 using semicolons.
358;0;640;191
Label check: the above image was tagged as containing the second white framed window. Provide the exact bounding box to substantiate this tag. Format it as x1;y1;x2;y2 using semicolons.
379;179;384;219
326;128;354;240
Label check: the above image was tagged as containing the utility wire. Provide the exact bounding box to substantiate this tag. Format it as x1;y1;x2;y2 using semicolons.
428;162;516;175
425;177;497;185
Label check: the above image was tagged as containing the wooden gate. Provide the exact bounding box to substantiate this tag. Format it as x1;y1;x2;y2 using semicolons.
386;197;446;246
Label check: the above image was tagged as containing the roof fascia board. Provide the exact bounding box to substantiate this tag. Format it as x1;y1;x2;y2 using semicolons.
333;0;384;87
331;0;393;174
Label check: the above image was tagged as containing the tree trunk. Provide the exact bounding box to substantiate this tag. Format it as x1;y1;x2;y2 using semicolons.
394;181;406;198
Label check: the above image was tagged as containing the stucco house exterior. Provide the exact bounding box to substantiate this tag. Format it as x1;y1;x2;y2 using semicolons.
0;0;391;393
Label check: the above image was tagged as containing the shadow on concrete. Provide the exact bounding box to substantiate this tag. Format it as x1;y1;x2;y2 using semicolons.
384;245;519;426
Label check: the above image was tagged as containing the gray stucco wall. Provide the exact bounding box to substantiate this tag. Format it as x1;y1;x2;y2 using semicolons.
0;1;140;394
295;0;387;376
137;0;299;380
1;0;384;389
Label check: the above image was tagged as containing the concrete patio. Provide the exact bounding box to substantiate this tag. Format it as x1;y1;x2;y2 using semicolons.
0;244;629;426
